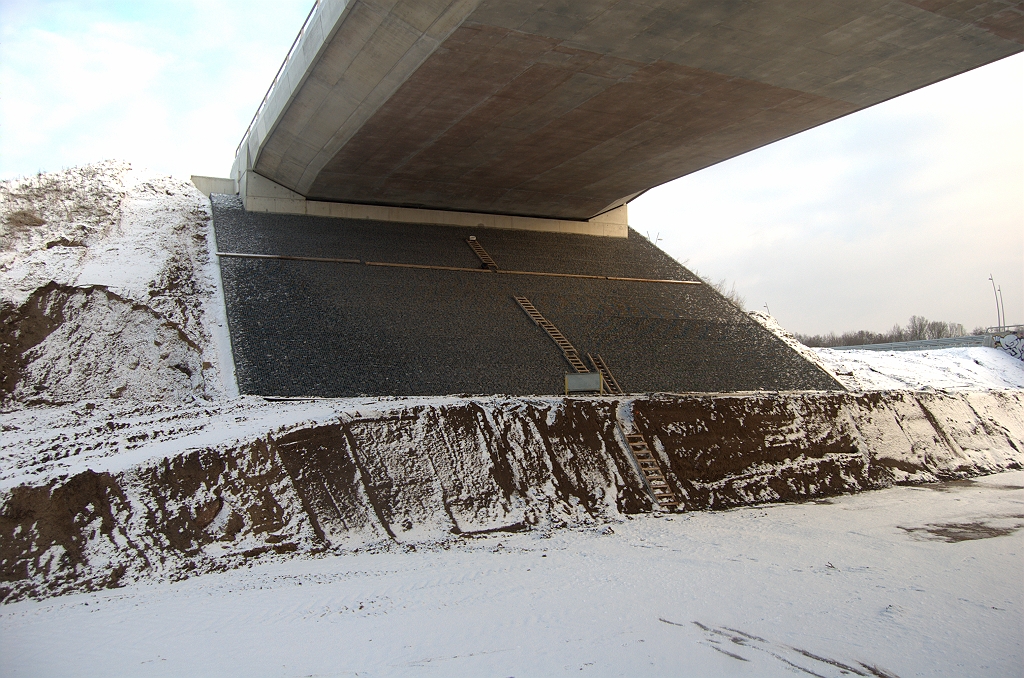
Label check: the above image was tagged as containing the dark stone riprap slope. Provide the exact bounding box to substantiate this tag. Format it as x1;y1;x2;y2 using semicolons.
211;195;840;396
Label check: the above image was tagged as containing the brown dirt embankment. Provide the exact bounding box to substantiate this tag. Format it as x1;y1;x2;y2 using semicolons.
1;390;1021;603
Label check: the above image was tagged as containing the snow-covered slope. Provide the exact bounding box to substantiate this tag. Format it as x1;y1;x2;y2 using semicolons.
0;162;234;405
2;389;1022;604
1;163;1022;627
748;310;1024;392
813;346;1024;391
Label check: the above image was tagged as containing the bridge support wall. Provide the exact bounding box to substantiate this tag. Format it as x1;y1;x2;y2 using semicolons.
225;170;629;237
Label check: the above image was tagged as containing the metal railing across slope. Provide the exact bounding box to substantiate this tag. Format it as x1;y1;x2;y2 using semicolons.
236;0;322;158
831;336;989;352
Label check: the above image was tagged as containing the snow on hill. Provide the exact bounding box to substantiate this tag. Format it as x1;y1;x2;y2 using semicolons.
0;161;234;405
813;346;1024;391
748;310;1024;391
2;470;1021;677
0;164;1022;676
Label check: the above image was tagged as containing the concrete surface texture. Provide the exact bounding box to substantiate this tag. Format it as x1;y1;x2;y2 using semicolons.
190;175;236;197
211;195;841;396
236;0;1022;221
237;172;629;236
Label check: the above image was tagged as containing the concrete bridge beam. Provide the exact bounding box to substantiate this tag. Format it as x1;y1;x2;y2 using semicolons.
231;0;1021;229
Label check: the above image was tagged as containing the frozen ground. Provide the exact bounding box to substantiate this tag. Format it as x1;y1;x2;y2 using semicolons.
748;310;1024;392
1;161;234;405
2;471;1020;678
2;165;1023;676
813;346;1024;392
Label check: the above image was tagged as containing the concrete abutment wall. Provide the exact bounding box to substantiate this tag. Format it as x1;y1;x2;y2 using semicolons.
192;171;630;237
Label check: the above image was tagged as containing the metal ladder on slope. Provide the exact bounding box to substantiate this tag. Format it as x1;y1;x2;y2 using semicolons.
587;353;622;394
620;426;679;510
513;296;590;374
466;237;498;270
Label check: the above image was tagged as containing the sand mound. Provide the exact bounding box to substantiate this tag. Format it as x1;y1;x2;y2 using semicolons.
0;161;232;406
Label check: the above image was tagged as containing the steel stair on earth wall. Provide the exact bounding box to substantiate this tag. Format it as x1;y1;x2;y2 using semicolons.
620;426;679;510
466;237;499;270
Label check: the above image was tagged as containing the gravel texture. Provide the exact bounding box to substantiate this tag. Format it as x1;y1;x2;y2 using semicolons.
212;195;841;396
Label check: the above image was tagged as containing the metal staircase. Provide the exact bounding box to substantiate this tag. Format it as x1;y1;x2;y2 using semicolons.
513;296;590;374
620;426;679;510
587;353;622;394
466;237;499;270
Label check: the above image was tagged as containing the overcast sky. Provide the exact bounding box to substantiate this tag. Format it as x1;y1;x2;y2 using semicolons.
2;1;1021;335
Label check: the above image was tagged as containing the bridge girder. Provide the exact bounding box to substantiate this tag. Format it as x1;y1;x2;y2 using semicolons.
233;0;1021;223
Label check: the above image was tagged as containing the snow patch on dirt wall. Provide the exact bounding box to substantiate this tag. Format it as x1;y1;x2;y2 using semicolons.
0;162;232;404
1;390;1021;603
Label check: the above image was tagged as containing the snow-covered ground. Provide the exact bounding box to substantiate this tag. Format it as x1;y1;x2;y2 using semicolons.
1;161;234;405
748;310;1024;392
2;470;1020;678
813;346;1024;392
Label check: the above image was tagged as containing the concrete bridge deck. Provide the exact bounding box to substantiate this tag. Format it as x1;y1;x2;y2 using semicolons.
232;0;1021;226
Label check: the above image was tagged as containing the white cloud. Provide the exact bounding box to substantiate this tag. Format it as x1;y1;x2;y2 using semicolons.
0;0;312;180
2;24;168;168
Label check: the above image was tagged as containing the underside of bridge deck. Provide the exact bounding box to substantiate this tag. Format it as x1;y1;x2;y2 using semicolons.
235;0;1021;222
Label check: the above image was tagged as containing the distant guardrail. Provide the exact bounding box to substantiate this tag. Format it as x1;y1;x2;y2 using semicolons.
986;324;1024;334
830;336;988;352
830;331;1023;361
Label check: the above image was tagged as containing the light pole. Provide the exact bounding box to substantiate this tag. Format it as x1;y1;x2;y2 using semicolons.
989;275;1002;330
998;286;1006;330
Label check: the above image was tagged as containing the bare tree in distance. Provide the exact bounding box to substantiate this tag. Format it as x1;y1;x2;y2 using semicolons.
795;315;967;347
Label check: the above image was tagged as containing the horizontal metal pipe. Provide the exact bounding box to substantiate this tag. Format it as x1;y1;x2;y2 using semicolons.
217;252;361;265
217;252;702;285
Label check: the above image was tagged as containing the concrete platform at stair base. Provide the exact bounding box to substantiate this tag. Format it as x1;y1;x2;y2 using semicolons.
211;195;841;397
